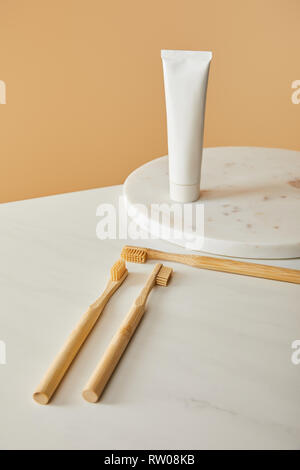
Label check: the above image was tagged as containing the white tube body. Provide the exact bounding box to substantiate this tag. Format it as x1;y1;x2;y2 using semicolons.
161;50;212;202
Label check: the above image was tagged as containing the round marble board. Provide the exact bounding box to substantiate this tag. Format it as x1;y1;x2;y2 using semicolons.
123;147;300;259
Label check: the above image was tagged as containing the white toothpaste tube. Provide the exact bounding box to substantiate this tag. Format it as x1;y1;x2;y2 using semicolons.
161;50;212;202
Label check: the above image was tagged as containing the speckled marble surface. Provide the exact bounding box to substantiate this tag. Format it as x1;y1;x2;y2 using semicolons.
124;147;300;258
0;186;300;450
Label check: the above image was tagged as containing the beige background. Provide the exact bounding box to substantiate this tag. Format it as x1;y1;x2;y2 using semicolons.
0;0;299;203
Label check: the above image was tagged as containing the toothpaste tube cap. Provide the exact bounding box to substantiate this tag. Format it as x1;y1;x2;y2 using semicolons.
169;182;200;203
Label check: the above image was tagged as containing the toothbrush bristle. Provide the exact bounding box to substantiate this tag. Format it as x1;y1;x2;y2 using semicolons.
110;259;127;281
156;265;173;287
121;246;147;264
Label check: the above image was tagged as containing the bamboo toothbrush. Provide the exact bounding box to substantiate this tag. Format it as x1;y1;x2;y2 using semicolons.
82;263;173;403
121;245;300;284
33;259;128;405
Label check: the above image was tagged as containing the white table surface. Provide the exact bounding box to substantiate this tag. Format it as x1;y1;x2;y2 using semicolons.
0;185;299;450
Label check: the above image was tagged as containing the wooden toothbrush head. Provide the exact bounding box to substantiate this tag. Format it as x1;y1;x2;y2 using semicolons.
156;265;173;286
121;245;148;264
110;258;128;281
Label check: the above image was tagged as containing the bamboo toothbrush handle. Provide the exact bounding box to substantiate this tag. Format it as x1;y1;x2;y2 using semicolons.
148;249;300;284
190;256;300;284
82;302;145;403
33;287;113;405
